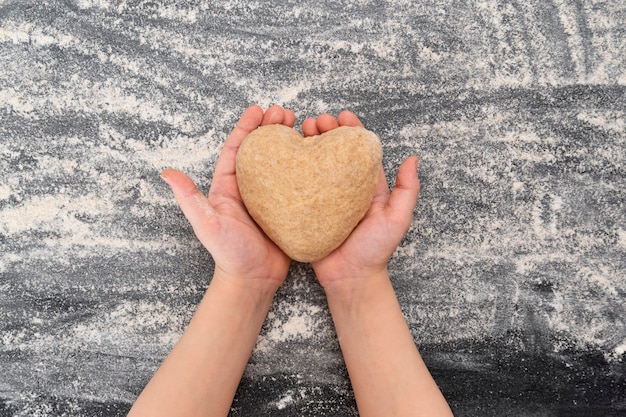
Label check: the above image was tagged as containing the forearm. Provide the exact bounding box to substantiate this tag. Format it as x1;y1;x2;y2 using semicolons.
324;271;453;417
128;272;276;417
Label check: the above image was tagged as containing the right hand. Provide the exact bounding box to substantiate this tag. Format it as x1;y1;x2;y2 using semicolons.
302;111;421;291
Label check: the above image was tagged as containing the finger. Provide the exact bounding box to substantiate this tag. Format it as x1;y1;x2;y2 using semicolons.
316;113;339;133
370;165;391;208
261;105;286;126
283;109;296;127
384;156;420;233
302;118;320;136
337;110;364;127
161;169;218;239
213;105;264;183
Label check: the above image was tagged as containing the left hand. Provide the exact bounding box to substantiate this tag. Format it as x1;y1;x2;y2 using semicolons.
161;105;295;292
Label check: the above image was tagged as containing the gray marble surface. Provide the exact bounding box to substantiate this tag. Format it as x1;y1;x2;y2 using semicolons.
1;0;625;416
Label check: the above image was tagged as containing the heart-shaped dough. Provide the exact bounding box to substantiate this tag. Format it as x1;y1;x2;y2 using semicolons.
236;124;382;262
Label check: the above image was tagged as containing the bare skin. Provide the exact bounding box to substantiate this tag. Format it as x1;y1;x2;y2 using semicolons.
305;112;453;417
127;105;453;417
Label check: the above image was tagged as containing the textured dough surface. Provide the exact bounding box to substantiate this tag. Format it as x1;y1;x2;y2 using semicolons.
236;124;382;262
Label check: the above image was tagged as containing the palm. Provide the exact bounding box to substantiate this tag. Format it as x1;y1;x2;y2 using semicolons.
301;111;420;288
311;171;397;286
162;105;296;288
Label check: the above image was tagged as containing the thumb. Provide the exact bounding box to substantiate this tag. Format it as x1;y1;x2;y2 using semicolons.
385;156;420;235
161;168;218;241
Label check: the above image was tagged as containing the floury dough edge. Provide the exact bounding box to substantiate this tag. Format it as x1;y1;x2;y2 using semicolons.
236;124;383;262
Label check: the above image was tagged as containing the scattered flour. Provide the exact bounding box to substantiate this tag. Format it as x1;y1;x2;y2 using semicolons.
275;388;308;410
275;391;295;410
255;301;325;352
71;299;187;354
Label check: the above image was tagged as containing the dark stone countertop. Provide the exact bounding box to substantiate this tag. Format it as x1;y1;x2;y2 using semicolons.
1;1;624;416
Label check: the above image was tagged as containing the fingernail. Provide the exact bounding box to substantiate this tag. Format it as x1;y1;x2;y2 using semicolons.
160;170;173;186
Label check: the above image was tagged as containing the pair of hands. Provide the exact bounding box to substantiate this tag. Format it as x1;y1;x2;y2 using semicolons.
161;105;420;295
133;107;450;417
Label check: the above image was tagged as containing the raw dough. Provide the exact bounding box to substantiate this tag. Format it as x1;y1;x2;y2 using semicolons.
236;124;382;262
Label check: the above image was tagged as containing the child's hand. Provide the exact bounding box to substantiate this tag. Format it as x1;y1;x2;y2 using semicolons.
303;113;452;417
302;111;420;292
161;105;295;293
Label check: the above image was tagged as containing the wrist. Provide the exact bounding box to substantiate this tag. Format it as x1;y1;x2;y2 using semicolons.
313;256;389;286
321;268;391;306
210;268;279;310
